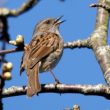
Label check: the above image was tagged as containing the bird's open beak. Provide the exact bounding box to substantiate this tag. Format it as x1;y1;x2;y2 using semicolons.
54;16;66;25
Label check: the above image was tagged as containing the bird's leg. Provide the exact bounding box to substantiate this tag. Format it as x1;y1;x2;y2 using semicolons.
49;69;61;84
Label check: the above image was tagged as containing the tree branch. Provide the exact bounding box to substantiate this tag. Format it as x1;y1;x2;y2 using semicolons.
64;38;91;49
2;84;110;99
0;38;91;55
0;0;40;17
9;0;40;17
89;0;110;86
90;2;110;12
0;47;23;55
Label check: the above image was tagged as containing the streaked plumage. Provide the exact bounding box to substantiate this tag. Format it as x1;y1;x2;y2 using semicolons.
20;17;64;97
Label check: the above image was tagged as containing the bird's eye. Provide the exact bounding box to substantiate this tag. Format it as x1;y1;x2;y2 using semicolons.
46;20;51;24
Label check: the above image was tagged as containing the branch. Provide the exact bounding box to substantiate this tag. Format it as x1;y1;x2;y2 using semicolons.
0;38;91;55
2;84;110;99
64;38;91;49
88;0;110;86
90;2;110;12
0;47;23;55
0;0;40;17
63;0;110;91
9;0;40;16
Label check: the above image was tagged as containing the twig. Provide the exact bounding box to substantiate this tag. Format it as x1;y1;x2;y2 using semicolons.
72;105;80;110
9;0;40;16
2;84;110;99
0;47;23;55
90;3;110;11
0;0;40;17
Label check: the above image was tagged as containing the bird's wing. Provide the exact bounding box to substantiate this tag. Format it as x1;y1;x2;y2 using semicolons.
29;33;59;69
20;46;30;75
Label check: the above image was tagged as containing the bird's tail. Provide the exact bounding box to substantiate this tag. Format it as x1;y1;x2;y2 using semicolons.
27;63;41;97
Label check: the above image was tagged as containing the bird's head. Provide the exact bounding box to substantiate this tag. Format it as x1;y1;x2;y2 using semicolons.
34;16;65;33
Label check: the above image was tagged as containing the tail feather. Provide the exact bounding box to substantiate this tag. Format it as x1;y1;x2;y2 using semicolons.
27;63;41;97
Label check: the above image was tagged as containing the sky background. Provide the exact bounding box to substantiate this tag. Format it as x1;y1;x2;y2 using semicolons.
1;0;110;110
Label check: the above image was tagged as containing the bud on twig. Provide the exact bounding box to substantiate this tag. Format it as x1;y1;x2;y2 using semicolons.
16;35;24;45
2;72;12;80
72;105;80;110
9;40;17;46
9;35;24;46
2;62;13;80
2;62;13;72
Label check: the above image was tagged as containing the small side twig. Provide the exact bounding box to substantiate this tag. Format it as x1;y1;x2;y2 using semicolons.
90;1;110;11
64;104;80;110
0;47;23;55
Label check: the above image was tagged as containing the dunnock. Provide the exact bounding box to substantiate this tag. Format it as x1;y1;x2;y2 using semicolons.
20;16;64;97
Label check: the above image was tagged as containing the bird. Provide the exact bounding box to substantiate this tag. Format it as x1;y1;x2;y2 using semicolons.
20;16;64;97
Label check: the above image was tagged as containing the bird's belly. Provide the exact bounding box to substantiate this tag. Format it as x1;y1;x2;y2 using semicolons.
39;50;63;73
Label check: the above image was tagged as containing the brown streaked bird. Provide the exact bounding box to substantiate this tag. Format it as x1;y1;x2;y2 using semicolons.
20;16;64;97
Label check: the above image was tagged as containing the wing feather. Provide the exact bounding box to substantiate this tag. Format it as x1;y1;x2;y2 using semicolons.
29;33;56;69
